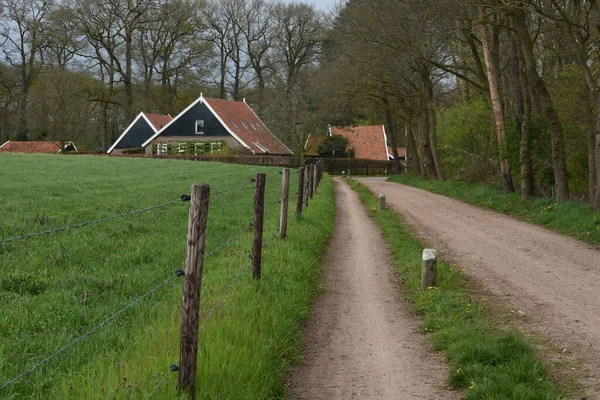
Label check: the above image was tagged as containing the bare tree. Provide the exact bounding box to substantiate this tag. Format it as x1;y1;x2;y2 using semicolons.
1;0;53;140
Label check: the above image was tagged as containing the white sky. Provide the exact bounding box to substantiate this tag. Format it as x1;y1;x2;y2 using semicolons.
299;0;340;12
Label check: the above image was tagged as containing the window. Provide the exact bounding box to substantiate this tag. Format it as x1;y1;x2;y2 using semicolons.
230;120;240;130
195;119;205;134
240;121;249;130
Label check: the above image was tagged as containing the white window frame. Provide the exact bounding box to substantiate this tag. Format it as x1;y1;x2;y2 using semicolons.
195;119;205;134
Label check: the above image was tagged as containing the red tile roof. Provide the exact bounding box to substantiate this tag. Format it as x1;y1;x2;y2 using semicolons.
304;134;325;156
144;113;172;130
331;125;388;161
388;146;406;159
0;141;65;153
204;98;292;155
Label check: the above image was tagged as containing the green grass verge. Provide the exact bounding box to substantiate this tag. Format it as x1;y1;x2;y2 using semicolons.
0;153;334;399
388;175;600;245
347;178;564;400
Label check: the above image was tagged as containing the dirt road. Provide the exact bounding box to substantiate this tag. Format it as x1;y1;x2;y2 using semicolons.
359;177;600;397
287;178;458;400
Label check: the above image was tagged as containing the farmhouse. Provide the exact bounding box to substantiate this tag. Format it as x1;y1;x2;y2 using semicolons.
108;112;172;154
140;95;292;156
305;125;405;161
0;141;78;154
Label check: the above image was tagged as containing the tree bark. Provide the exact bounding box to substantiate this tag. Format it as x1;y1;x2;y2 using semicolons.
514;12;569;202
405;122;420;175
481;6;514;193
512;19;533;200
419;101;437;180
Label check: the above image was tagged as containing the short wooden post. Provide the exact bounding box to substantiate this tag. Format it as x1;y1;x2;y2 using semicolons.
296;167;305;215
179;183;211;398
421;249;437;290
378;193;385;211
252;173;266;279
279;168;290;239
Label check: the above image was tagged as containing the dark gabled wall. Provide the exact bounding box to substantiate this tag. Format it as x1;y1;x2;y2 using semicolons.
115;117;155;149
161;102;229;138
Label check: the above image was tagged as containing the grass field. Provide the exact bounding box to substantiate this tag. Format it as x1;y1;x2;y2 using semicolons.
0;154;334;399
348;179;564;400
388;175;600;245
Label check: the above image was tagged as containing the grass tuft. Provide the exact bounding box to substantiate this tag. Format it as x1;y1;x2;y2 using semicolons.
347;178;564;400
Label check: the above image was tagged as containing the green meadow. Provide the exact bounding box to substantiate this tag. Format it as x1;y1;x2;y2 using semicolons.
0;154;334;399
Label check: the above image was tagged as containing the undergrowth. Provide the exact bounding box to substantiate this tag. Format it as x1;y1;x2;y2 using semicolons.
348;178;564;400
387;175;600;245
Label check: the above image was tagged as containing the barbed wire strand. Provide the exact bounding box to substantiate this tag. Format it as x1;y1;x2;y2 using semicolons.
0;177;258;245
0;272;181;390
1;216;262;391
0;197;188;244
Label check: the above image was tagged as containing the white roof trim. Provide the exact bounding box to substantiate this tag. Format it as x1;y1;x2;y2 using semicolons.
108;112;155;153
382;125;393;159
141;95;206;148
253;141;269;153
304;134;312;149
0;140;9;149
67;141;78;152
202;98;254;153
245;102;293;155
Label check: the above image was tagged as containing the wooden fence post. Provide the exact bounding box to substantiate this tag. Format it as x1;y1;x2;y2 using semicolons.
252;173;266;279
296;167;304;215
421;249;437;290
279;168;290;239
179;183;211;399
307;164;314;199
304;165;310;208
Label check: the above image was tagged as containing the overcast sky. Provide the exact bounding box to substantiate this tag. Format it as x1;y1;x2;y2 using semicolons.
302;0;339;12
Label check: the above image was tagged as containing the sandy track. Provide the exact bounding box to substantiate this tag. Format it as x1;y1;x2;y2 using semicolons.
287;178;457;400
359;177;600;397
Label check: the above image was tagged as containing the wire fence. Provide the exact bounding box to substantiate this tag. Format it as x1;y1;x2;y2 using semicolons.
0;178;258;245
145;227;281;399
1;164;324;398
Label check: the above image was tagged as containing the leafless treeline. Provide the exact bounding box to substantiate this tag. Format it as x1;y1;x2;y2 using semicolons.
0;0;325;151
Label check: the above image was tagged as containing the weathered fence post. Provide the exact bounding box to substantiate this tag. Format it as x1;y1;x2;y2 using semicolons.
296;167;305;215
378;193;385;211
421;249;437;290
179;183;211;399
304;165;310;208
279;168;290;239
252;173;266;279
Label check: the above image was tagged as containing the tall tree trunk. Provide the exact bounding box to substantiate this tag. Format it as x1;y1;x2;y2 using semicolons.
514;12;569;202
481;6;514;193
382;96;401;174
17;89;28;141
513;22;534;200
405;121;420;175
582;85;598;202
594;94;600;209
428;106;445;180
124;30;134;123
419;104;437;180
